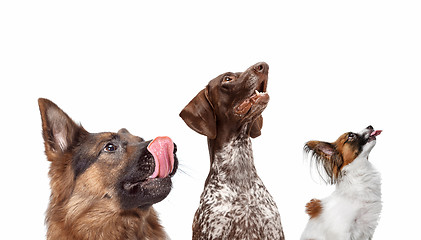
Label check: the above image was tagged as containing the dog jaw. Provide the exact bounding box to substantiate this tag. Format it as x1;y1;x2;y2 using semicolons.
233;64;269;118
179;62;270;140
234;90;269;116
118;138;178;210
38;98;174;240
304;125;382;184
301;127;382;240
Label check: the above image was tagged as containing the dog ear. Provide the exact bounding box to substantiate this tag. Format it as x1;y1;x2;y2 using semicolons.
250;115;263;138
305;141;335;159
179;88;217;139
38;98;87;153
305;141;343;184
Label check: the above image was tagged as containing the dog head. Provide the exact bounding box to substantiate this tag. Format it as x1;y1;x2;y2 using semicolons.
39;98;178;211
304;125;382;184
180;62;269;139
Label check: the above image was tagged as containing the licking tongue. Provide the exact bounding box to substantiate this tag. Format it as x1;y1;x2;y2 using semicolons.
371;130;382;137
147;136;175;179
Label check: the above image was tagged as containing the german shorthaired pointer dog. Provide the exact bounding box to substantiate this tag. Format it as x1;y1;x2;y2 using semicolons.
180;62;285;240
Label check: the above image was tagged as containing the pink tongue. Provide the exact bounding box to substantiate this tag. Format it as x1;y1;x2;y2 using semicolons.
370;130;382;137
147;137;174;179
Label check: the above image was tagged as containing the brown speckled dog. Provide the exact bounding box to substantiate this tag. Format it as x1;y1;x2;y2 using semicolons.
39;98;178;240
180;62;285;240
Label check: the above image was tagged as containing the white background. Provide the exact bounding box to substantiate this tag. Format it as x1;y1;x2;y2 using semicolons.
1;1;420;239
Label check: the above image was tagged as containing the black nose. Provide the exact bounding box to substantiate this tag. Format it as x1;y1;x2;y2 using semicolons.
173;143;177;154
253;62;269;73
367;125;374;130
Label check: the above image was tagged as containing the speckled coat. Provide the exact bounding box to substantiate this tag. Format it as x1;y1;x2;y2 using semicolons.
192;130;284;240
180;62;285;240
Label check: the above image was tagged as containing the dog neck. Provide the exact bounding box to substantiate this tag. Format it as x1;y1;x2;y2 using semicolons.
207;125;258;187
47;200;167;240
207;120;255;154
335;156;381;202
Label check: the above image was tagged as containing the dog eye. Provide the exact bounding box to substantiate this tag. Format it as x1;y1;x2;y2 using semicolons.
223;76;233;82
104;143;117;152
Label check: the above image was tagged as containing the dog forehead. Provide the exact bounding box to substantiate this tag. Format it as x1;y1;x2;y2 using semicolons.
207;71;250;96
208;73;225;88
85;132;115;145
334;132;362;156
78;131;136;152
209;72;242;84
116;129;144;142
334;132;351;145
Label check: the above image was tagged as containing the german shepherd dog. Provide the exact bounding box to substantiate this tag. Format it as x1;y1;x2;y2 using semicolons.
38;98;178;240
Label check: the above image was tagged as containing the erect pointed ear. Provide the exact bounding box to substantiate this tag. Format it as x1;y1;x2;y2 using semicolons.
179;88;217;139
305;141;336;159
250;115;263;138
38;98;87;153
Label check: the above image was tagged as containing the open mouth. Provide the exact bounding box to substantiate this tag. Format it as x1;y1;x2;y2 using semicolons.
234;79;269;116
367;129;382;142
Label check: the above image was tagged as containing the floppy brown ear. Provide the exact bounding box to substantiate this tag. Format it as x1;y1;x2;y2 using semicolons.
38;98;87;154
305;141;336;159
250;115;263;138
305;140;344;184
179;88;217;139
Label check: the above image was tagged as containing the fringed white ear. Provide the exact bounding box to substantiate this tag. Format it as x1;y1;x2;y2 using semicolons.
304;141;342;185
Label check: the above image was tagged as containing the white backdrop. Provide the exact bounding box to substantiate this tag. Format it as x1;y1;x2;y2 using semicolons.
1;1;420;239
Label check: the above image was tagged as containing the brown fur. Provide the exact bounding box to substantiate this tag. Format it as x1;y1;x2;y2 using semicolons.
39;98;176;240
301;126;382;239
305;199;322;219
181;62;285;240
304;131;364;184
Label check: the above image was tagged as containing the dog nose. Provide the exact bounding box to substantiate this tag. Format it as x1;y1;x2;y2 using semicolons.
253;62;269;73
173;143;177;154
367;125;374;130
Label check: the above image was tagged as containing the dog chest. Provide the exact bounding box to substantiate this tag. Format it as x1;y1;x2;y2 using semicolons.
193;136;284;239
195;176;283;239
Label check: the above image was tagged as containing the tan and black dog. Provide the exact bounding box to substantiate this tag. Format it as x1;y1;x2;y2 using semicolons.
39;98;177;240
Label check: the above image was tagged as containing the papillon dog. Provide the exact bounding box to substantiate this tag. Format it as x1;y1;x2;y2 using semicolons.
301;126;382;240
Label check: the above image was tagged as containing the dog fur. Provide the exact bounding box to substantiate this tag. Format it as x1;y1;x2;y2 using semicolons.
180;62;285;240
39;98;177;240
301;126;382;240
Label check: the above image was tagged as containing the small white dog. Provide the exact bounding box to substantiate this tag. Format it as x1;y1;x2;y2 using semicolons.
301;126;382;240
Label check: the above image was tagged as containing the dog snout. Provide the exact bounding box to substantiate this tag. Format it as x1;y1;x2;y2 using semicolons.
253;62;269;74
366;125;374;130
